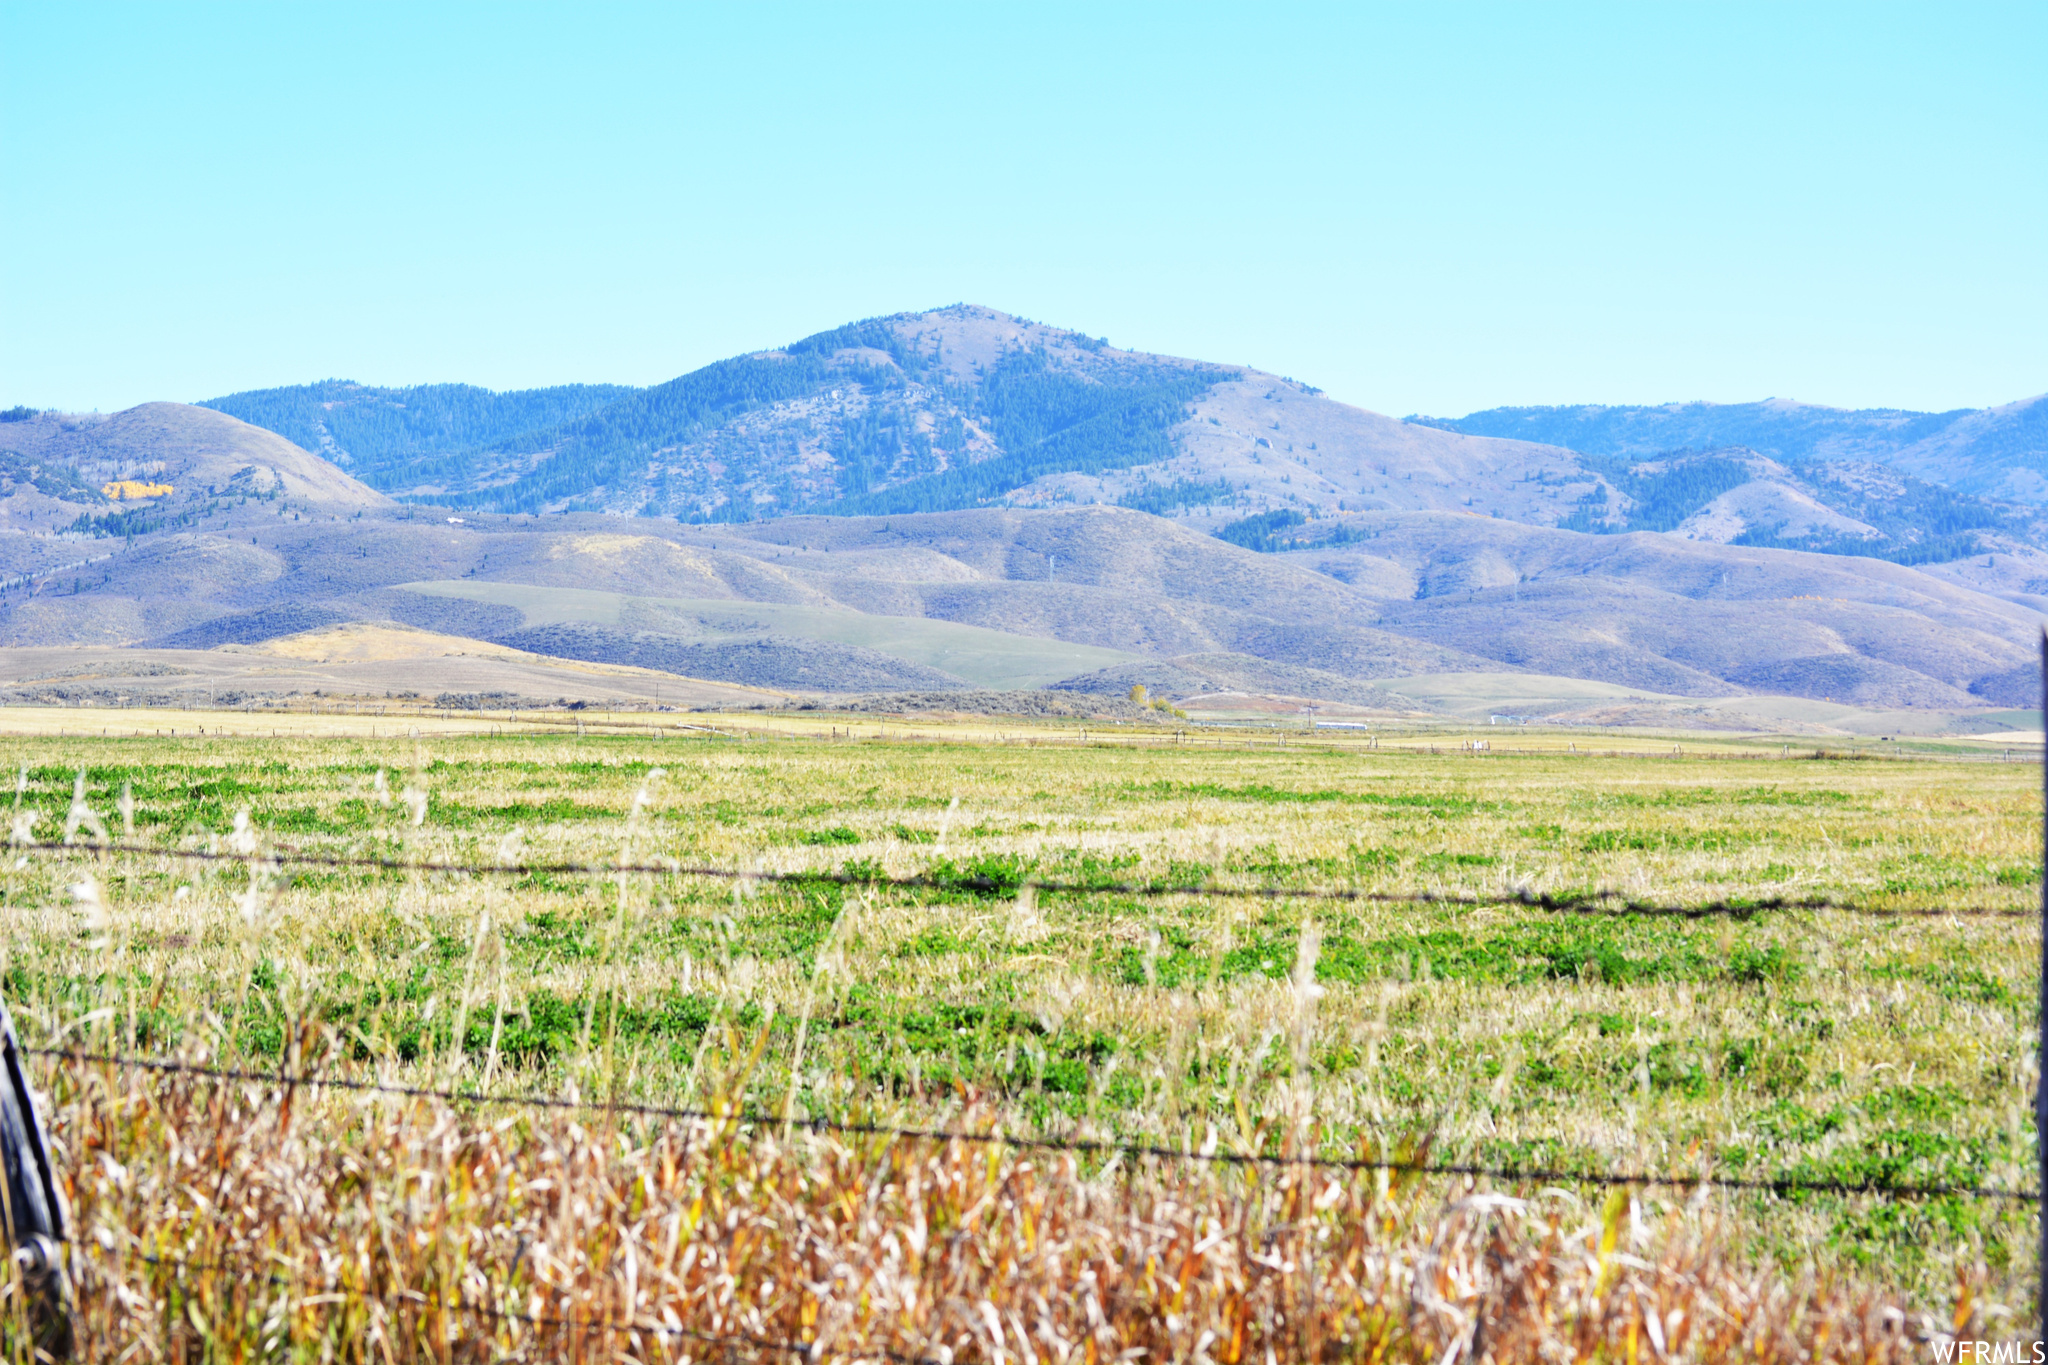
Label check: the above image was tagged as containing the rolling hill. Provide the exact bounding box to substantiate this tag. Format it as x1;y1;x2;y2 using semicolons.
0;402;389;514
1416;394;2048;504
0;481;2031;724
1273;510;2042;706
1223;447;2048;571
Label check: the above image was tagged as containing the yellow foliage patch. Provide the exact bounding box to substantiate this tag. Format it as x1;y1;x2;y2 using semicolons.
102;480;173;500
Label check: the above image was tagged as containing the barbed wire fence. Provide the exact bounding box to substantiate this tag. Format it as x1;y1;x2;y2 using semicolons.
26;1026;2037;1362
11;829;2042;1201
23;1043;2037;1204
14;831;2040;1199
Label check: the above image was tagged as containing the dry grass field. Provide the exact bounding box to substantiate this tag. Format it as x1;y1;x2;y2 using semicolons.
0;714;2037;1359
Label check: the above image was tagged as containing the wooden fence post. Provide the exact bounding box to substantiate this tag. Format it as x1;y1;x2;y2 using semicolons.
0;995;71;1356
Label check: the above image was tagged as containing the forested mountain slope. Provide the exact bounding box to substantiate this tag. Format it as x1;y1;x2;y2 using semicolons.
199;381;637;482
1205;443;2048;575
196;307;1588;528
1417;394;2048;503
196;309;2048;580
200;308;1243;520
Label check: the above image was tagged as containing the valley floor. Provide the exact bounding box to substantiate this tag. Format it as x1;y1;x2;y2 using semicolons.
0;721;2035;1355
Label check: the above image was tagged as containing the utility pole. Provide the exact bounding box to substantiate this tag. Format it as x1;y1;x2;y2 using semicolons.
2038;628;2046;1342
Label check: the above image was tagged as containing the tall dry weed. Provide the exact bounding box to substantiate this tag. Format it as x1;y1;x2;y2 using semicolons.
29;1049;1953;1363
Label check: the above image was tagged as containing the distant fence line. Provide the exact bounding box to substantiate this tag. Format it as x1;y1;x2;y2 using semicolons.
4;697;2041;764
20;837;2036;920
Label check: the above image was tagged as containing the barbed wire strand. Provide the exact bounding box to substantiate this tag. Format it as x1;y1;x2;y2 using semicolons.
23;838;2037;921
33;1046;2036;1205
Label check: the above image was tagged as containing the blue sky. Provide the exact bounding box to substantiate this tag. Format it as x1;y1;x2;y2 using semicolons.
3;2;2041;417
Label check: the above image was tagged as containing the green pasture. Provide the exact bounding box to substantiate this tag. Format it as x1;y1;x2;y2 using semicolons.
400;579;1140;687
0;727;2036;1312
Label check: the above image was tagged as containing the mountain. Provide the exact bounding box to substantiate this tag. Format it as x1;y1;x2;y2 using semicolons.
196;306;1588;528
1414;394;2048;505
1427;446;2038;567
1878;395;2048;502
198;381;638;483
0;308;2039;728
207;309;1243;519
196;309;2048;578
